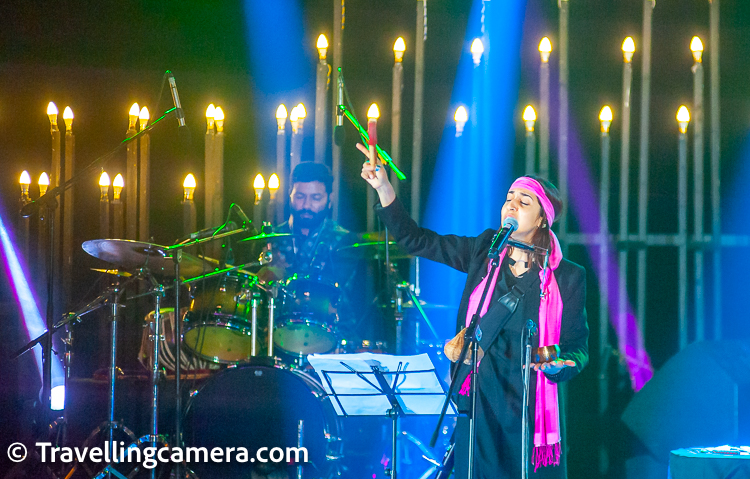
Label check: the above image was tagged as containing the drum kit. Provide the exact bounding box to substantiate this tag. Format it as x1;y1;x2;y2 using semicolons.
16;223;452;479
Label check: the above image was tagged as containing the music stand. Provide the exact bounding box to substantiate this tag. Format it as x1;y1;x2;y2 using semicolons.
307;353;456;479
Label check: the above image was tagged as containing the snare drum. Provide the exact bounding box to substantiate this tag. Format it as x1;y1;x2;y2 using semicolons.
183;272;260;363
275;275;341;356
184;365;343;478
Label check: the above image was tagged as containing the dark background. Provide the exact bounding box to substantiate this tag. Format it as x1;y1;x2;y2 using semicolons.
1;1;749;477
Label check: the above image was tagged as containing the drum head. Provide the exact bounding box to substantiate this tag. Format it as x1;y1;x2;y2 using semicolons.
183;315;254;363
185;365;342;478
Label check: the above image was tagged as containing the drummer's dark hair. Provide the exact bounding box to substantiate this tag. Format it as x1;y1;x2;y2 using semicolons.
290;162;334;193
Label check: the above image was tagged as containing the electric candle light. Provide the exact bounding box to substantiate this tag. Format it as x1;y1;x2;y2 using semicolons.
253;173;265;227
622;37;635;63
317;34;328;62
691;36;704;63
253;174;265;204
206;104;216;132
268;174;280;201
454;106;468;137
112;174;124;201
394;37;406;62
20;171;31;200
276;104;288;130
470;38;484;66
112;173;124;238
677;105;690;134
139;106;150;131
183;174;196;201
63;106;74;131
214;107;225;133
523;105;537;132
128;103;140;129
367;103;380;166
99;172;110;238
600;106;613;133
296;103;306;128
38;172;50;196
19;171;32;257
539;37;552;63
290;105;300;133
47;102;58;127
99;172;111;200
183;173;197;236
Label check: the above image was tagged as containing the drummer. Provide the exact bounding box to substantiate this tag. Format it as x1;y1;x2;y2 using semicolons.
257;162;355;286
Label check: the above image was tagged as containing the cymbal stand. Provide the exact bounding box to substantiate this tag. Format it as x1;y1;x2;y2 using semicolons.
105;278;125;479
133;273;169;479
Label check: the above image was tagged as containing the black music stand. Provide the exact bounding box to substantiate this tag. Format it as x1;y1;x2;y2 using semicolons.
308;353;456;479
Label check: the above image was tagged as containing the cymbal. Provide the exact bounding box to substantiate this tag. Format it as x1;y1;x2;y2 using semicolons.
82;239;212;278
335;241;411;261
238;232;293;243
90;268;132;277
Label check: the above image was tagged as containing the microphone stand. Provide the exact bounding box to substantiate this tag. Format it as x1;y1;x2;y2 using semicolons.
521;320;538;479
18;106;177;430
429;224;515;478
163;220;255;478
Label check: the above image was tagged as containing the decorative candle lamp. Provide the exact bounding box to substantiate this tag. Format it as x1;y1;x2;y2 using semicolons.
690;36;704;63
523;105;537;132
214;107;225;133
393;37;406;63
38;172;50;196
268;173;280;201
539;37;552;63
47;102;59;129
470;38;484;66
183;173;197;201
622;37;635;63
139;107;150;131
112;174;124;201
317;34;328;63
99;172;111;200
253;174;265;205
128;103;140;129
599;106;613;133
206;104;216;132
454;106;468;137
20;171;31;201
63;107;74;131
276;104;288;131
677;105;690;134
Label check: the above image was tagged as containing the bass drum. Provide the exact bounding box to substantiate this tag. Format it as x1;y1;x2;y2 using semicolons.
184;365;343;478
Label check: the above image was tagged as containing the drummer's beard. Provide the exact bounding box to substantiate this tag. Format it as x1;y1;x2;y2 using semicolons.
291;207;329;232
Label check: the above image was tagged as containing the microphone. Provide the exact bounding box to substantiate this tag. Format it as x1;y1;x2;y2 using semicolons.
336;71;344;127
334;71;345;146
525;319;538;337
234;205;253;230
177;221;238;243
167;71;186;128
487;217;518;260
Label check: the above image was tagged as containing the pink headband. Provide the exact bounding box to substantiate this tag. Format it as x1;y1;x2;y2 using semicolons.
510;177;555;225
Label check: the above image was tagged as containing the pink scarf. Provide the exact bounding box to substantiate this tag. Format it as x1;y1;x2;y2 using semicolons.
458;177;564;471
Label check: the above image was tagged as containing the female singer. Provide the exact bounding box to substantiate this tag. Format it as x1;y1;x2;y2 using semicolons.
359;146;589;479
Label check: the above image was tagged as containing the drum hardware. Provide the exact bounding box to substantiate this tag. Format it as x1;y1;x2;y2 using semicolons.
237;231;293;243
184;365;343;479
183;270;259;363
274;275;342;357
82;239;210;279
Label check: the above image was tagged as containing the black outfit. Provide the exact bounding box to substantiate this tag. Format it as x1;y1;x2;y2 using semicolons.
376;197;589;479
270;217;355;286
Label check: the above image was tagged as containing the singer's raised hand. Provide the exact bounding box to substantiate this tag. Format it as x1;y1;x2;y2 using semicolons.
357;142;395;207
